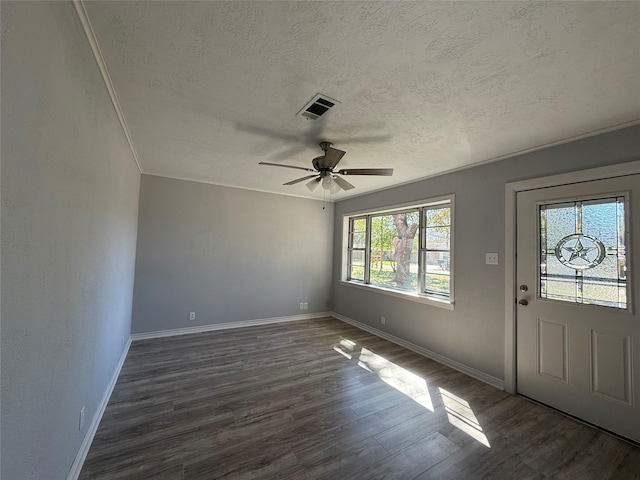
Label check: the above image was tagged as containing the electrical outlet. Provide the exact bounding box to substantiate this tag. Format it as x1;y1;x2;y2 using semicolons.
325;300;331;308
300;302;304;310
303;302;308;310
79;406;85;431
381;316;386;325
485;253;499;265
189;312;196;321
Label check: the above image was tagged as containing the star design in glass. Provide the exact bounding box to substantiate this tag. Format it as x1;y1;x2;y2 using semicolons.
562;237;595;263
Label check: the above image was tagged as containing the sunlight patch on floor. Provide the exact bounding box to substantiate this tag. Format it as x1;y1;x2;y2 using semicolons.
439;387;490;447
340;339;356;349
333;345;353;359
330;339;489;445
333;337;357;359
358;347;434;411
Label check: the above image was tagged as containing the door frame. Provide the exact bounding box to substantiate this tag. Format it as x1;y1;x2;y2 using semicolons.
503;159;640;394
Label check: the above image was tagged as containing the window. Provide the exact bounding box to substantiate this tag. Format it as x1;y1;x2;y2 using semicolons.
539;195;628;309
347;217;367;282
343;196;454;307
421;204;452;298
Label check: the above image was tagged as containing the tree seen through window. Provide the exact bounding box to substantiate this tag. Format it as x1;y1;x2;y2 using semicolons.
346;199;452;301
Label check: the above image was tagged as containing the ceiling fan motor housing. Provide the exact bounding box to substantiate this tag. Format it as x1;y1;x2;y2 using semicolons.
259;141;392;192
312;156;331;175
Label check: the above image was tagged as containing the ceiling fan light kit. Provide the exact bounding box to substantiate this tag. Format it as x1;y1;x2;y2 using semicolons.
322;176;342;194
259;142;393;194
306;177;320;192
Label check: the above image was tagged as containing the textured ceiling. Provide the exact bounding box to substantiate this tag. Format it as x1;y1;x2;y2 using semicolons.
84;1;640;200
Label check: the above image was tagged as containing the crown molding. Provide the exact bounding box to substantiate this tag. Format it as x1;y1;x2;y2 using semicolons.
337;119;640;202
73;0;143;174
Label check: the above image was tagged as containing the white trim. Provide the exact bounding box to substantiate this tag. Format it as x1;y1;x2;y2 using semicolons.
130;312;332;341
507;160;640;193
141;173;330;203
72;0;143;174
332;312;504;390
504;186;518;394
336;120;640;202
504;159;640;394
67;337;132;480
68;0;640;205
341;194;453;217
65;308;504;479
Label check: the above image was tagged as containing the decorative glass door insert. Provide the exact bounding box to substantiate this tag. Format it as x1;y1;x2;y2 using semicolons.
539;195;628;309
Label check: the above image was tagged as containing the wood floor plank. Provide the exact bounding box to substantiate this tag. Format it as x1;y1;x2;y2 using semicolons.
353;431;461;480
80;317;639;480
374;409;451;454
297;437;388;480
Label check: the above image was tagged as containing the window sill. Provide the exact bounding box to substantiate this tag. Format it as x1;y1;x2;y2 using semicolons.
338;280;454;310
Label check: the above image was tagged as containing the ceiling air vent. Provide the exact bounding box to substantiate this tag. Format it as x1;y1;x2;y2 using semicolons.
296;93;340;120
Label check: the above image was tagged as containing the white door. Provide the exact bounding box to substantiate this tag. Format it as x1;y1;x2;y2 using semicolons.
516;174;639;443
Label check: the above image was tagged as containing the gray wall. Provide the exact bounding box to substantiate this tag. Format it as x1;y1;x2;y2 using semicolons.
131;175;333;333
1;3;141;479
332;125;640;382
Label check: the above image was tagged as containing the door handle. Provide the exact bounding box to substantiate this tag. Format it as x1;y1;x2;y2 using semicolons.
518;299;529;306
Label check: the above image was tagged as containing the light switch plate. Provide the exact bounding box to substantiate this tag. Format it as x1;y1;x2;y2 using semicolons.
486;253;499;265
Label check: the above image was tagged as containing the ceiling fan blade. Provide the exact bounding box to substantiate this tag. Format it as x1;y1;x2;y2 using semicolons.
319;146;346;169
332;176;355;191
259;161;316;172
284;175;319;186
337;168;393;176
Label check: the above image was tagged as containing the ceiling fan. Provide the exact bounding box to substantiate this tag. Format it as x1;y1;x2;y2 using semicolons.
259;142;393;193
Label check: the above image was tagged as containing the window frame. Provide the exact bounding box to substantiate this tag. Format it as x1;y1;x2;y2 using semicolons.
341;194;455;310
347;216;369;283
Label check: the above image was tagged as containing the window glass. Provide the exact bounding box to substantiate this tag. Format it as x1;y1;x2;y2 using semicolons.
539;196;627;309
421;205;451;298
345;199;453;303
369;212;419;292
348;217;367;282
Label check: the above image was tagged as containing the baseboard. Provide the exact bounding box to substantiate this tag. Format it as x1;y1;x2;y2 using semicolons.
67;336;132;480
130;312;333;341
65;310;500;479
331;312;505;390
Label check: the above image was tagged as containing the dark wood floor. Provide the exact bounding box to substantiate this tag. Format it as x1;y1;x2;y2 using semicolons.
80;317;640;479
